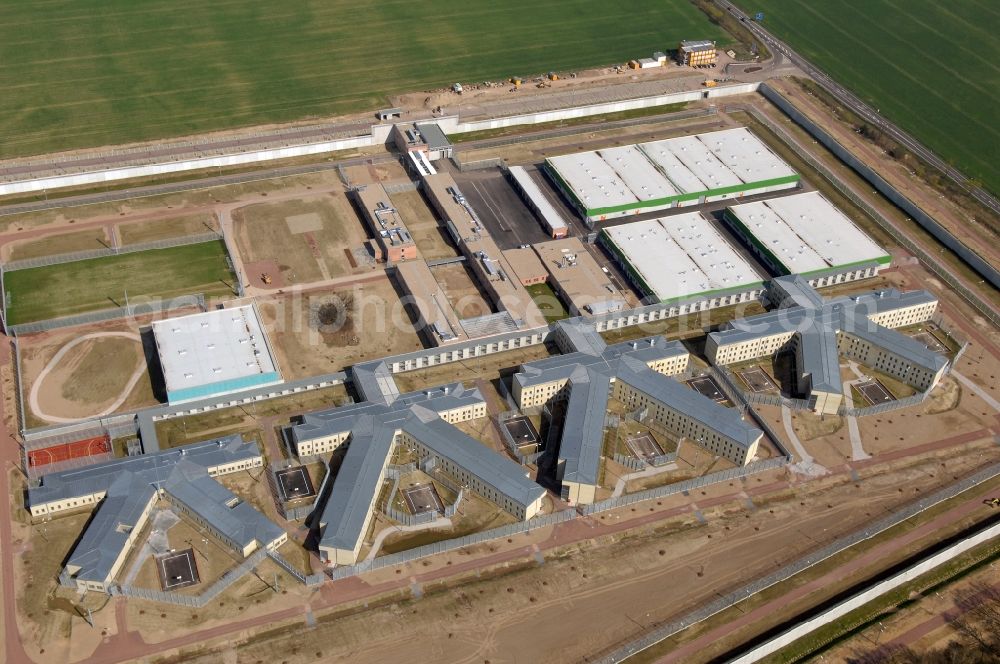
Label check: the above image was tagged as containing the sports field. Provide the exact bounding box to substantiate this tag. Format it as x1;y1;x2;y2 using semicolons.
737;0;1000;193
3;241;235;325
0;1;726;158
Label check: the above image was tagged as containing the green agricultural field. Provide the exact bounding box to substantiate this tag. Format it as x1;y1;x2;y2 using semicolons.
736;0;1000;194
0;1;727;159
3;241;236;325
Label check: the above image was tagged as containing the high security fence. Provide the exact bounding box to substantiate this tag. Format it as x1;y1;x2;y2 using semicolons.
6;293;206;336
745;95;1000;327
580;456;790;516
267;550;325;587
613;453;646;472
114;548;270;607
599;461;1000;663
329;509;578;581
1;232;222;272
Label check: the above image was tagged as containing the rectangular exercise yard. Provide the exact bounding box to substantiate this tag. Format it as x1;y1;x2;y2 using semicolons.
3;240;235;325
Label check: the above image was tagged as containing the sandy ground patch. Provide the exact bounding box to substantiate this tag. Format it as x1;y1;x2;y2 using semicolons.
17;318;162;427
257;276;423;379
231;194;370;285
4;226;109;261
29;332;146;423
117;212;219;245
341;161;410;187
429;262;493;319
388;190;460;260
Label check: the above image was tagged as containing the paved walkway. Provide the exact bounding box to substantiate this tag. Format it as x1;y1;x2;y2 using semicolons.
781;405;827;476
952;370;1000;413
363;517;453;563
843;362;871;461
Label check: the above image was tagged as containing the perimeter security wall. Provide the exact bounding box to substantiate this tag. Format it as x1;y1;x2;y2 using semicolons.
758;83;1000;292
0;84;758;196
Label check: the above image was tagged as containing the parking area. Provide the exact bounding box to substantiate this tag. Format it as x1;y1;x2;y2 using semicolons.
450;169;554;250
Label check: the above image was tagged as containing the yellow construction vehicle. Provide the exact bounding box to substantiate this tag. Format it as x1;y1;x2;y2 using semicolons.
261;273;272;285
702;80;718;88
547;71;559;81
510;76;522;88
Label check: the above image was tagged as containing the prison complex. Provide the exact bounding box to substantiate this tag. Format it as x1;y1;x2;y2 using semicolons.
545;128;799;224
152;305;282;404
289;381;545;565
707;276;948;415
514;321;763;504
27;436;286;594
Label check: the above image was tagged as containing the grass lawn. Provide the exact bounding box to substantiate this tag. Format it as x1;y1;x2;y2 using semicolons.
0;1;727;158
734;0;1000;193
526;282;570;323
4;240;235;325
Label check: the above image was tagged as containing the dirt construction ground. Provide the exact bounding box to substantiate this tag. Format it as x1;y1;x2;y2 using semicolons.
430;262;493;319
15;315;170;427
231;193;372;287
256;276;424;379
388;189;459;261
150;442;1000;664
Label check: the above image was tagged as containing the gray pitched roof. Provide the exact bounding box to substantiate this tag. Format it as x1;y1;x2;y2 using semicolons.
164;464;285;552
317;416;398;551
305;381;545;554
709;281;944;397
65;476;158;584
616;357;763;448
559;367;612;485
31;435;281;586
514;335;687;390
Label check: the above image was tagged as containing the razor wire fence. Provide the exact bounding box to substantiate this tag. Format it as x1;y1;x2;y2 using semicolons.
1;232;223;272
580;457;789;516
598;461;1000;663
6;292;206;336
329;508;578;581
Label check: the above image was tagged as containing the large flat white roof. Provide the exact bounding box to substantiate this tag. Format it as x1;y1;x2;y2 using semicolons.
546;151;638;209
547;127;799;216
656;134;744;192
727;191;890;274
153;305;279;400
699;127;797;184
604;213;764;302
597;146;679;201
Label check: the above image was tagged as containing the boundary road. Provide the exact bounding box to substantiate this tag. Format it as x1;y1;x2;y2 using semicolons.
714;0;1000;215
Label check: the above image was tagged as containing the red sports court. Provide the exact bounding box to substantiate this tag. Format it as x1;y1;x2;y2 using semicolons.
27;434;110;468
